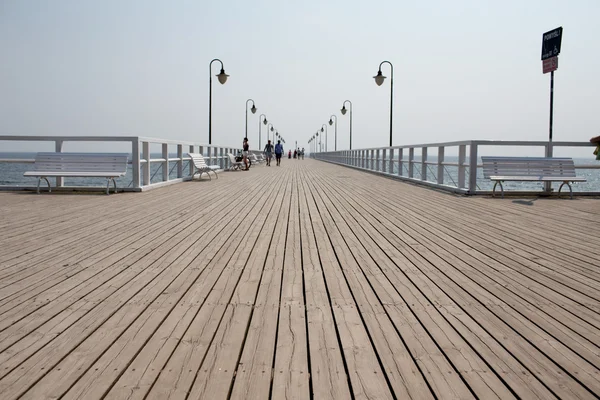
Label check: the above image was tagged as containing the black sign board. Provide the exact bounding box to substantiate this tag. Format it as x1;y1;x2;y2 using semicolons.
541;27;563;60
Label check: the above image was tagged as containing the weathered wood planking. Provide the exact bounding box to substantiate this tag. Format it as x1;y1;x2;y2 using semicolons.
0;158;597;400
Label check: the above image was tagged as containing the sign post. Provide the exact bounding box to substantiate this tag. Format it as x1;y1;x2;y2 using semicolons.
541;27;562;151
541;27;562;192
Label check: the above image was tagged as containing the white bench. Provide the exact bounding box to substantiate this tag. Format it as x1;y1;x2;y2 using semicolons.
23;152;128;194
188;153;220;180
227;153;244;170
481;156;586;199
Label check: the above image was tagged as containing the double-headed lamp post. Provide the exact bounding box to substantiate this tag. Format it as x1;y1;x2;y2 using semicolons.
320;124;328;152
328;115;337;151
373;60;394;147
208;59;229;145
245;99;257;141
259;114;267;149
341;100;353;150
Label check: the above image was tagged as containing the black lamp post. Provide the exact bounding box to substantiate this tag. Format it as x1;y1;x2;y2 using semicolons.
373;61;394;147
328;115;337;151
259;114;267;149
320;124;328;152
245;99;257;141
341;100;353;150
208;59;229;145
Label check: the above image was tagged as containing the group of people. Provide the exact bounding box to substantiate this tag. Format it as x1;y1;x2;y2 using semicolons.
261;139;285;166
241;137;305;169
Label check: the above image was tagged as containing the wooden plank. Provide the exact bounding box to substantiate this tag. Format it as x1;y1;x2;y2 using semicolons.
270;170;311;399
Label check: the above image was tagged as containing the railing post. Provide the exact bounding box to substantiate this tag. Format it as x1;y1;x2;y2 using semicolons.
378;149;382;172
177;144;183;178
132;139;141;189
362;150;365;169
143;141;150;186
389;148;394;174
408;148;414;178
468;142;478;195
437;146;445;185
544;142;553;193
162;143;169;182
55;140;64;187
458;145;466;189
220;147;224;169
189;145;194;177
421;147;428;181
213;147;218;168
398;148;403;176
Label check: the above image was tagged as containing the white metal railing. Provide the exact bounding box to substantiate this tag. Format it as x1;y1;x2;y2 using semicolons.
0;136;260;191
313;140;600;195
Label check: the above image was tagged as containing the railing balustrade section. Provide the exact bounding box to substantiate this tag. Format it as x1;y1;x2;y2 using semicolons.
313;140;599;195
0;136;256;191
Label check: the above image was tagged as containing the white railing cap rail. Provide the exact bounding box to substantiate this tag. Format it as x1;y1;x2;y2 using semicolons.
320;140;594;152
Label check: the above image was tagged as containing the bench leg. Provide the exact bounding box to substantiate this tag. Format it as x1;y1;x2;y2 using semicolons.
37;177;51;194
492;181;504;199
558;181;573;199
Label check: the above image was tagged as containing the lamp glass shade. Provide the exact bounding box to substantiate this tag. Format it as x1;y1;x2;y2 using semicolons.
263;118;268;125
316;132;319;137
328;119;333;126
341;106;347;115
217;69;229;84
270;127;274;131
320;127;324;132
250;105;257;114
374;70;386;86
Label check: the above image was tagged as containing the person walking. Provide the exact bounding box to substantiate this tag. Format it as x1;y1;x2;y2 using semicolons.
263;140;274;166
288;150;292;159
242;137;250;171
275;140;284;166
301;147;305;160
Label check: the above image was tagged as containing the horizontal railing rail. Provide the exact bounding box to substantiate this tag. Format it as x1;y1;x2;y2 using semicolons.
312;140;599;195
0;135;261;191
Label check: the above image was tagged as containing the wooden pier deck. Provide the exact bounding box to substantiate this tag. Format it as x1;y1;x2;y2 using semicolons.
0;159;599;400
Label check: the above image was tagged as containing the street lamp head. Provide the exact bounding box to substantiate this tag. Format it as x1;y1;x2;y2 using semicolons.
329;118;333;126
217;68;229;84
263;118;268;125
320;127;324;132
374;70;386;86
270;126;274;131
341;106;347;115
316;132;319;137
250;104;257;114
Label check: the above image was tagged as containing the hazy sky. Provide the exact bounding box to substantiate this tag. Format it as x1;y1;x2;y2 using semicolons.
1;0;599;155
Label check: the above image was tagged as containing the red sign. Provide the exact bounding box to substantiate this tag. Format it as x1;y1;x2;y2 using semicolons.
543;56;558;74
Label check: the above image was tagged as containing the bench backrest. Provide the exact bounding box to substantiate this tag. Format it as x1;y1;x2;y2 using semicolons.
188;153;209;169
481;157;577;178
33;153;128;174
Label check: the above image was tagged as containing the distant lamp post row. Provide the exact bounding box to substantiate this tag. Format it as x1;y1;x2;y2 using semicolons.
374;60;394;147
208;59;229;145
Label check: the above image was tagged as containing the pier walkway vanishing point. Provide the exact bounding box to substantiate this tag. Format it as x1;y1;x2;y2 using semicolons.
0;159;599;400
